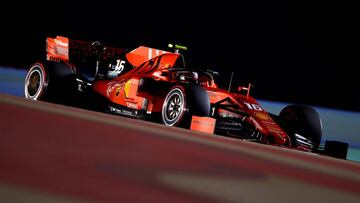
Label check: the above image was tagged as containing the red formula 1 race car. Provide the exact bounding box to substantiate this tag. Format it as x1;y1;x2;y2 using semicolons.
24;36;348;158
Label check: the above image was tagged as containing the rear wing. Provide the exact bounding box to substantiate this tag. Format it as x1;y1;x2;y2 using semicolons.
46;36;69;61
46;36;126;62
46;36;180;71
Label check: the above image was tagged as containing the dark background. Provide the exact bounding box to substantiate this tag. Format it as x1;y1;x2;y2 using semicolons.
1;2;358;111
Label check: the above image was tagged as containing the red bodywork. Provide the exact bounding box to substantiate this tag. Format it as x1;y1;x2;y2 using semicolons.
92;48;182;113
47;36;293;149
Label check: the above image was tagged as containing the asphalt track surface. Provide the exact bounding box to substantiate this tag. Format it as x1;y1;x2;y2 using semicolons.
1;94;360;203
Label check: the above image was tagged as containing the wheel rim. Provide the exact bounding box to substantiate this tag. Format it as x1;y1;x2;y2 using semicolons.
162;88;185;126
166;94;183;121
27;70;41;97
25;65;44;100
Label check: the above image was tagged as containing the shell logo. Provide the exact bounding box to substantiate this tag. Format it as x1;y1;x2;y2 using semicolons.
124;80;132;98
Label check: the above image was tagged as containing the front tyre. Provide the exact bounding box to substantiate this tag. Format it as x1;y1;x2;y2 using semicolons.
162;86;186;126
24;63;48;100
279;105;322;151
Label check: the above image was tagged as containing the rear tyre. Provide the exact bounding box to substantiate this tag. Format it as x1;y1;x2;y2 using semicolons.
279;105;322;151
24;63;49;100
24;61;75;102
